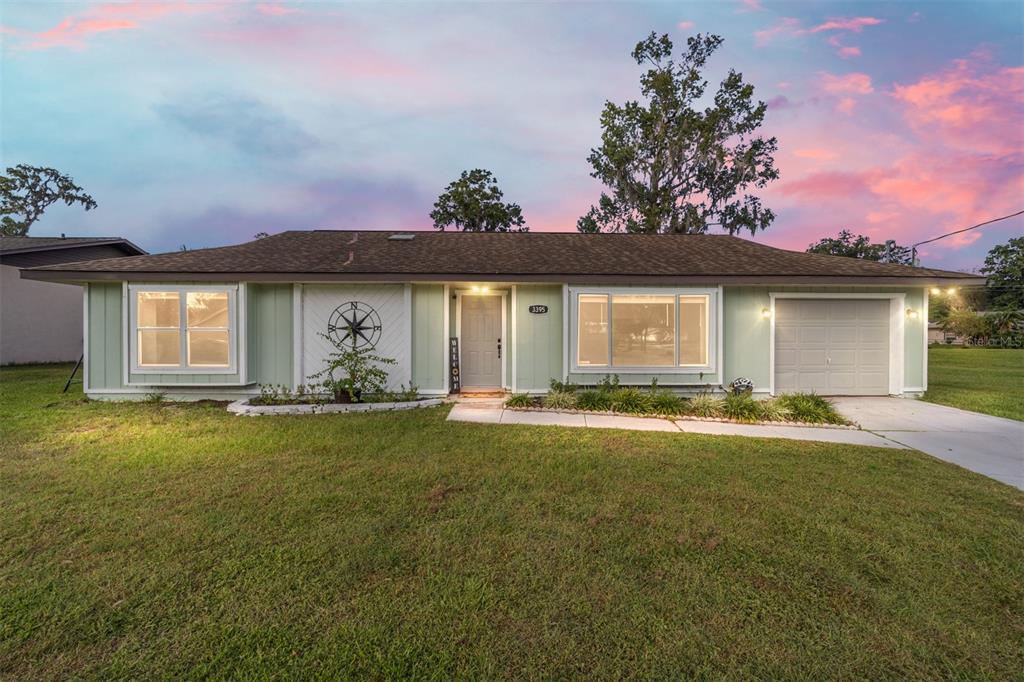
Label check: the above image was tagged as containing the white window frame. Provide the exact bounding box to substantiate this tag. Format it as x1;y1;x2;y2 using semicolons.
569;286;719;374
128;284;239;375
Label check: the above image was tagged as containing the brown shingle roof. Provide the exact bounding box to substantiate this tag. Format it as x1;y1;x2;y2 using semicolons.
0;235;144;255
22;230;982;284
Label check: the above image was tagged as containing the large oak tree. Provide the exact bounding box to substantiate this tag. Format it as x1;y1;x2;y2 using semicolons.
578;33;778;235
1;165;97;236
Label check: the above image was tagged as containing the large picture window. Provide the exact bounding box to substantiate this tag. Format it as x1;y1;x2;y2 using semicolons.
572;289;715;370
131;286;237;372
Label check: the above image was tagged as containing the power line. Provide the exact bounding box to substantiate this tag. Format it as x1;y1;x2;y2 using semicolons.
912;209;1024;265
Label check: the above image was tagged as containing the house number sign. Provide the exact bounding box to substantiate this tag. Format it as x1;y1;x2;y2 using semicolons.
528;305;549;314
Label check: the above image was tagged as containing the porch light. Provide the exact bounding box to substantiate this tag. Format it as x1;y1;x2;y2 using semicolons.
761;307;772;319
906;308;919;319
930;287;941;295
471;285;490;293
947;287;957;294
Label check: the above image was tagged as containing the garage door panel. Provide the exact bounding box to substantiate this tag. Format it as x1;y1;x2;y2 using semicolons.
775;298;890;396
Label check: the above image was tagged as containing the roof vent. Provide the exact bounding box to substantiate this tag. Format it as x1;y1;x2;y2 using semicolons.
388;234;415;241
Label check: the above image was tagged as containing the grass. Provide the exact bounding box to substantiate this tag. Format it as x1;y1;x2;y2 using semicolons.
2;364;1023;679
923;346;1024;421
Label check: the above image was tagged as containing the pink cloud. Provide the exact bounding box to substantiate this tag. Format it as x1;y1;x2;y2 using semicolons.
837;45;861;58
819;72;873;95
256;4;298;16
754;17;801;47
677;21;695;30
24;1;215;50
794;148;838;161
891;53;1024;155
780;171;872;198
807;17;884;34
740;0;764;11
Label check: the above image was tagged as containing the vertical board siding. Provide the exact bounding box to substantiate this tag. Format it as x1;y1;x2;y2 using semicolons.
514;285;563;391
248;284;294;388
723;286;927;394
411;284;445;391
86;282;124;390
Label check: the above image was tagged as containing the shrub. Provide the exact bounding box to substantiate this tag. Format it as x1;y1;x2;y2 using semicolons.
687;393;724;418
758;398;792;422
505;393;534;408
549;378;579;393
723;393;763;423
610;387;653;414
597;374;620;392
543;390;578;410
576;389;612;411
650;390;685;415
776;393;846;424
309;332;396;403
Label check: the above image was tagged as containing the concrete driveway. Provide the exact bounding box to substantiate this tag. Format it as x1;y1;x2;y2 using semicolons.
833;398;1024;490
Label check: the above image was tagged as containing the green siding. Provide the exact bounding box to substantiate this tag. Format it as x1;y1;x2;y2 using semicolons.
722;286;928;393
514;285;563;392
247;284;294;387
86;282;294;394
411;284;446;391
87;283;124;390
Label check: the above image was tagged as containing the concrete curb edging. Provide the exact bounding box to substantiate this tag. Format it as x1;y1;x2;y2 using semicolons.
504;405;859;430
227;398;444;416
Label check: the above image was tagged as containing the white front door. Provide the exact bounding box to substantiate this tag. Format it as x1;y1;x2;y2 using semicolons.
775;298;890;396
461;295;503;389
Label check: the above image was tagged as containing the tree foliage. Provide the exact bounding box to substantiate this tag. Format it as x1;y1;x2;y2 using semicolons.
806;230;913;265
980;237;1024;311
578;33;778;235
0;165;97;236
431;169;528;232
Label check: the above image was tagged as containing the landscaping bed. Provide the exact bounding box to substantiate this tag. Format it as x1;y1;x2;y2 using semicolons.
229;396;444;416
506;380;851;427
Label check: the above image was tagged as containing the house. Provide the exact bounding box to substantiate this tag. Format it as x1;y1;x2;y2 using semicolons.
19;230;982;400
928;321;965;345
1;235;146;365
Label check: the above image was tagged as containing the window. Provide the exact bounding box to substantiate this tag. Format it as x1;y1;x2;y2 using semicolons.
572;289;715;370
131;286;237;372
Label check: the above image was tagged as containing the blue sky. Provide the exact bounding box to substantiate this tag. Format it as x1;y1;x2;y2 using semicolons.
2;1;1022;271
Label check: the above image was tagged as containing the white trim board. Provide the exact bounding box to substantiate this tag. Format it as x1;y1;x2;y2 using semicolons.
768;292;905;396
566;286;720;376
454;289;508;390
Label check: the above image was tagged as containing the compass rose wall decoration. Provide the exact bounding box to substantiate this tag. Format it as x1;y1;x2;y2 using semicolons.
327;301;382;349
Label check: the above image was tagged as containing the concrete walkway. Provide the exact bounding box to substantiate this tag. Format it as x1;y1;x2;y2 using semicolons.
447;399;904;449
833;398;1024;490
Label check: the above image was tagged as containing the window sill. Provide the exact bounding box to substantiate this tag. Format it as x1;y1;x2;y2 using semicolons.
571;366;717;374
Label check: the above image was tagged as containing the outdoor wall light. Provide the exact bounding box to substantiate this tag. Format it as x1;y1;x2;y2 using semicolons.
930;287;942;295
906;308;919;319
761;307;772;319
947;287;957;294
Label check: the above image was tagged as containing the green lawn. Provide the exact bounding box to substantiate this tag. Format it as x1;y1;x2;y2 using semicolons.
923;346;1024;420
1;365;1022;679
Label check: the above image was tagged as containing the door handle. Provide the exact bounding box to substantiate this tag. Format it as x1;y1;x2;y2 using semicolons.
497;337;502;359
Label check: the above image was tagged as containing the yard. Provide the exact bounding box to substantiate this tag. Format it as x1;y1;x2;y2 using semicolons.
1;365;1022;679
923;346;1024;421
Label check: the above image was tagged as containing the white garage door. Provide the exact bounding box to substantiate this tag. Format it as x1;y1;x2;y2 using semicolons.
775;299;890;396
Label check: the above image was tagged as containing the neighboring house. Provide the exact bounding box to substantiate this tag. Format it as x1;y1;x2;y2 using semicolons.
1;236;146;365
928;321;965;345
20;230;982;400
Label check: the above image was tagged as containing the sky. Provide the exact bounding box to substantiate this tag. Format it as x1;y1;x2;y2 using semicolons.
1;0;1022;272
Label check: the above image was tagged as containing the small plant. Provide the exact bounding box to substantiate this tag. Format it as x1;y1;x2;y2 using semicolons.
758;398;792;422
549;378;579;393
723;393;763;423
687;393;724;418
610;387;653;414
576;389;612;411
597;374;620;392
309;332;396;403
143;391;166;404
776;393;846;424
505;393;534;408
543;390;578;410
650;390;685;415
